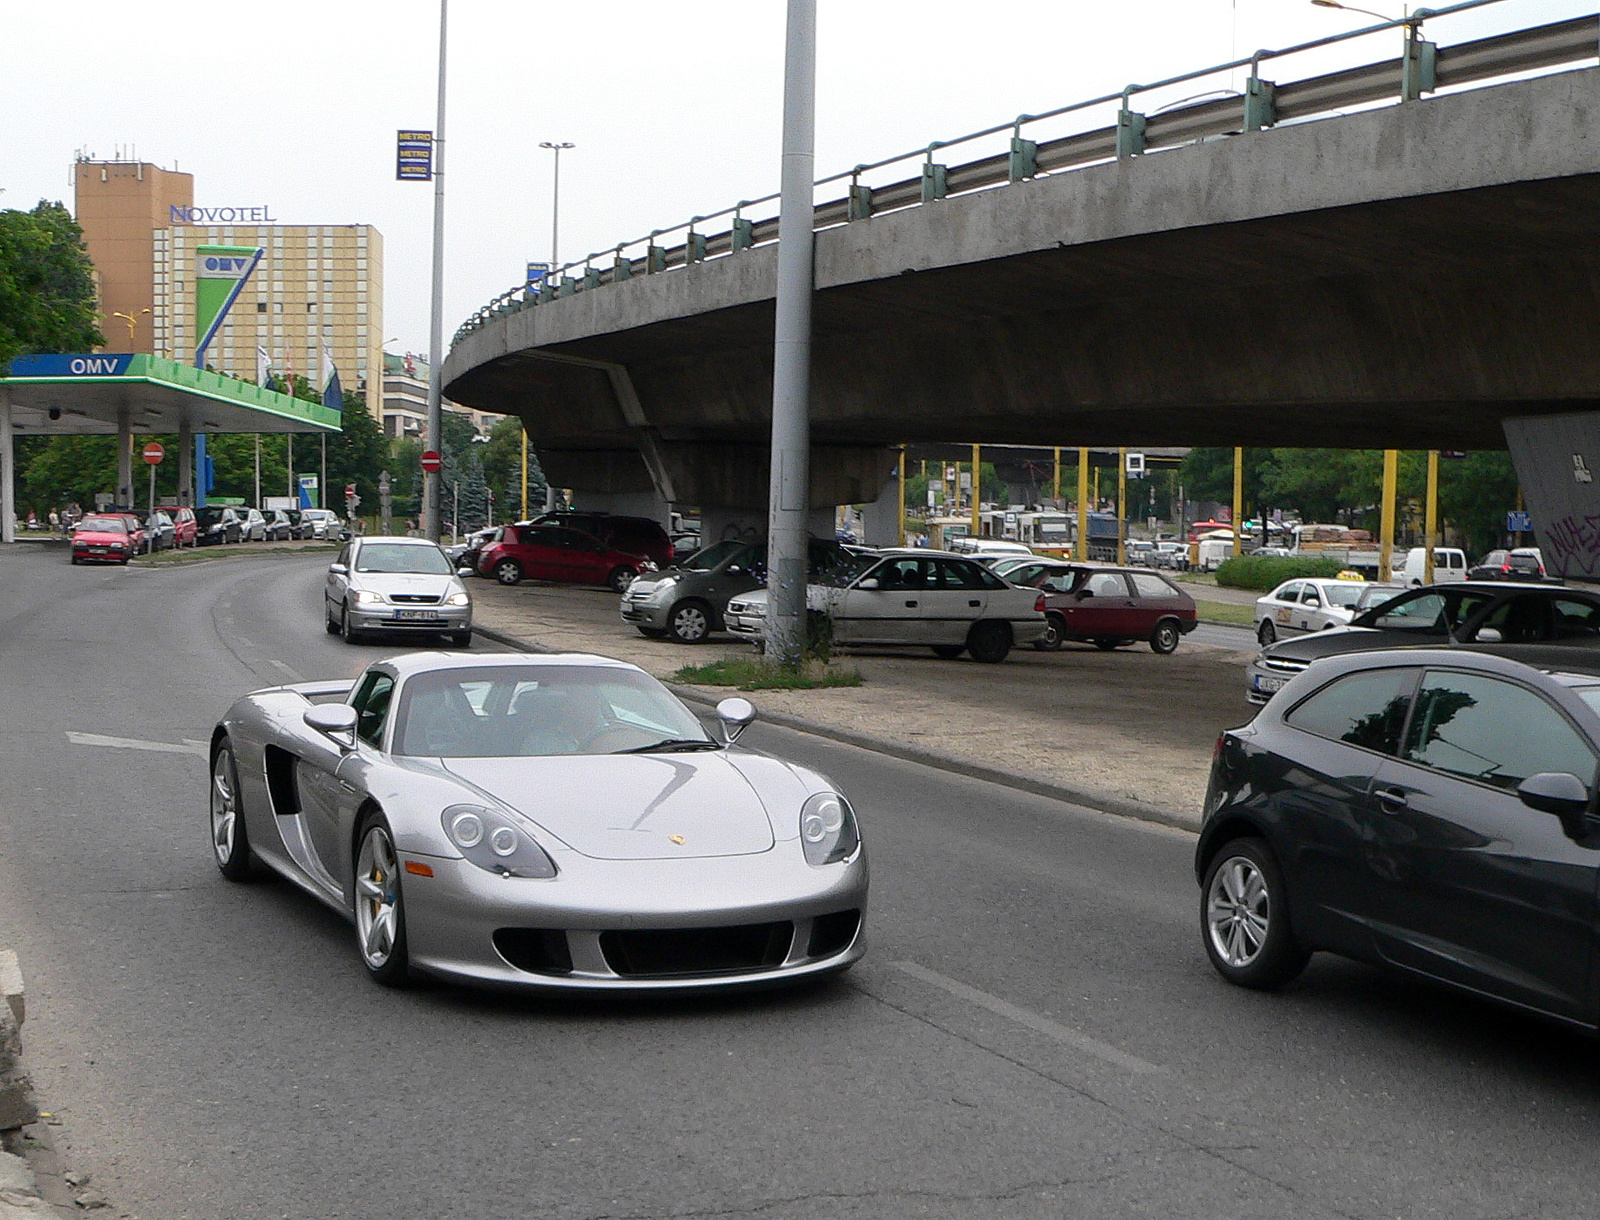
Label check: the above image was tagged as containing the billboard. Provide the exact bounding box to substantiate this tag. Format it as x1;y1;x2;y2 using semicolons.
194;244;263;367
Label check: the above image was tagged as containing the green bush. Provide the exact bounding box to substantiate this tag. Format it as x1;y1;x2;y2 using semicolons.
1214;555;1346;591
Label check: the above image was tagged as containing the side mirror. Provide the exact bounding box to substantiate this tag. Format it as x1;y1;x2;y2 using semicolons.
856;577;880;590
304;703;360;749
1517;771;1589;816
1076;588;1095;599
726;564;744;576
328;562;348;575
1473;627;1503;643
715;696;757;745
457;566;475;577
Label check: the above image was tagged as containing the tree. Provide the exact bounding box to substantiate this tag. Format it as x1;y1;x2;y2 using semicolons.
1439;451;1519;556
0;201;103;365
1177;448;1272;520
480;415;546;517
324;391;388;509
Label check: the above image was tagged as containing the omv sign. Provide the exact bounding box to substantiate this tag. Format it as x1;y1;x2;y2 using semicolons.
199;255;253;279
5;354;135;378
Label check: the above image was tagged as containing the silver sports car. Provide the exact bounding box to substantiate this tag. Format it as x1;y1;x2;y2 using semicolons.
209;652;868;991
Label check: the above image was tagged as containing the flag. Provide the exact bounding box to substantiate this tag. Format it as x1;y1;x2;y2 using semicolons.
321;346;344;413
256;346;278;391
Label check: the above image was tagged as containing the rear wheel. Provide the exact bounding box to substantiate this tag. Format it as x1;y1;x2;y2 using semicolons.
667;599;713;644
1201;837;1309;990
607;565;639;593
1257;619;1277;646
325;601;339;634
966;621;1012;664
930;644;965;659
493;559;523;586
354;812;410;987
1033;612;1065;651
1150;618;1181;655
210;741;253;882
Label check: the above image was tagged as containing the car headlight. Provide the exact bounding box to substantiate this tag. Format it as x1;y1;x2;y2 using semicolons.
352;589;384;604
441;804;557;878
444;591;471;606
800;793;859;866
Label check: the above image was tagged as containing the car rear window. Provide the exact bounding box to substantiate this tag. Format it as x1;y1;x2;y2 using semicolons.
1130;573;1178;598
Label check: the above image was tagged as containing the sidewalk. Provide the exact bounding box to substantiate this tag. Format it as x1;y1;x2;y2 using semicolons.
470;582;1261;830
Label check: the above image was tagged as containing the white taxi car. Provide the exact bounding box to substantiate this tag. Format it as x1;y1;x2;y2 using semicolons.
1253;578;1370;646
725;549;1047;663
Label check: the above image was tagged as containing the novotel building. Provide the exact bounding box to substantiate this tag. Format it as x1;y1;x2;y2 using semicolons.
73;156;384;413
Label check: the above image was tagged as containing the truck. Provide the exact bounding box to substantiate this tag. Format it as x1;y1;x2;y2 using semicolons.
1289;524;1380;575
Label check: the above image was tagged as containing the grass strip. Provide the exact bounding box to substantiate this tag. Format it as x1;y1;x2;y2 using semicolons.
135;543;339;566
1193;601;1254;626
674;656;863;691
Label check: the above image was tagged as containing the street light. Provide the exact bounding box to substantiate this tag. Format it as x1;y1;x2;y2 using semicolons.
110;308;151;346
1310;0;1408;22
539;141;576;268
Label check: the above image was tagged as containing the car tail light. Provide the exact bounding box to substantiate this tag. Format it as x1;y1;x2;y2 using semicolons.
1034;593;1046;613
1212;733;1226;762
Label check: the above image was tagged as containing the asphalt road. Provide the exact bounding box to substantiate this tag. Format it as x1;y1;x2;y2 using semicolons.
4;545;1600;1219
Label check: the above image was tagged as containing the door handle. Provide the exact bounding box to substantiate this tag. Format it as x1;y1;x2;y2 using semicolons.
1377;788;1408;812
969;599;981;607
905;600;918;608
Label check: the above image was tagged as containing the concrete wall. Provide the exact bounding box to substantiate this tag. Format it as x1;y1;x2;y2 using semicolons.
1503;413;1600;578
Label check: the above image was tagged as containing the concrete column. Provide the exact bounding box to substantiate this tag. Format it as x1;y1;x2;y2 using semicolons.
0;388;14;544
177;419;193;506
117;406;133;509
859;467;901;547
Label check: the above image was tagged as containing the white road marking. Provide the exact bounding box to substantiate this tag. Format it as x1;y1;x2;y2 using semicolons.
266;659;302;680
65;732;207;757
892;960;1159;1074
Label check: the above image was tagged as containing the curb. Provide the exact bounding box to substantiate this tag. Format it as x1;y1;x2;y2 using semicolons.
471;623;1200;835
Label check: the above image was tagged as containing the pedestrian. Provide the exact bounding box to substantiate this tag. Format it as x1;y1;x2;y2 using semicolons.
48;509;60;533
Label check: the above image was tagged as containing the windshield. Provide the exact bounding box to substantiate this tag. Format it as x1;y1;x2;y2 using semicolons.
355;543;451;575
1322;584;1364;608
197;507;229;524
79;516;126;533
393;664;711;757
680;539;752;571
816;552;881;588
1351;587;1495;634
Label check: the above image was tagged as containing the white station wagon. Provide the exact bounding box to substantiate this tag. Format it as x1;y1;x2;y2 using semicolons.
725;549;1047;663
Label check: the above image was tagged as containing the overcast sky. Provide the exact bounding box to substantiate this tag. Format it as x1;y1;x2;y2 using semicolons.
6;0;1587;363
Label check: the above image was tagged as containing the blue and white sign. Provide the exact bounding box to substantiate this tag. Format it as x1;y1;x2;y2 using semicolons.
198;254;255;279
397;130;433;181
5;353;135;378
1508;510;1533;532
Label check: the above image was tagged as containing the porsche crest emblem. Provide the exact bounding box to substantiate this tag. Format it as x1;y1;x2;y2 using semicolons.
668;834;687;845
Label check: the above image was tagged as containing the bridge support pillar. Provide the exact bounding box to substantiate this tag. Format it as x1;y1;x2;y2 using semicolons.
1504;412;1600;581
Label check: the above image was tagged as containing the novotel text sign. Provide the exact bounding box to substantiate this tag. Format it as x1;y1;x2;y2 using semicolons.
170;205;278;224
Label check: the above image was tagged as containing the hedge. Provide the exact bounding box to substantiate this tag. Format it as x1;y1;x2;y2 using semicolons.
1213;555;1347;591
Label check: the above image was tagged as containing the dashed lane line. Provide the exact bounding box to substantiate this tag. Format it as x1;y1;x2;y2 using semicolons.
892;960;1160;1075
65;732;207;756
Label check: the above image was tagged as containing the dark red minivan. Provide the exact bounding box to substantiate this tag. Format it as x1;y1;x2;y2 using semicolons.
478;524;656;591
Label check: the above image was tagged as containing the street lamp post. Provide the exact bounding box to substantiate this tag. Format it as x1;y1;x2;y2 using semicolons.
539;141;576;269
422;0;449;543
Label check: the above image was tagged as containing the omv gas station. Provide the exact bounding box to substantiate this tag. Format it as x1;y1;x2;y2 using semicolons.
0;242;340;543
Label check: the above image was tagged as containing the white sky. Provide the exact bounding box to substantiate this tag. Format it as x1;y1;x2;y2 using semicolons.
4;0;1588;362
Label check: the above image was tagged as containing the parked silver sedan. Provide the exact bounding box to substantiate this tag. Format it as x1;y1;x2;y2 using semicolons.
324;536;473;646
208;652;867;991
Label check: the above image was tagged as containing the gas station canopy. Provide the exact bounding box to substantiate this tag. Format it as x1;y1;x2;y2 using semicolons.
0;353;341;436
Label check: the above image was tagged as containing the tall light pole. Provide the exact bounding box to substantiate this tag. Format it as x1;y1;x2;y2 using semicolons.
422;0;449;542
766;0;816;668
540;141;575;269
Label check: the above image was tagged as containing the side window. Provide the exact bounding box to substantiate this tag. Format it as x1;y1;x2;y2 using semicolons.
933;559;986;590
1131;573;1176;599
1084;572;1130;598
874;558;926;590
1040;570;1077;593
1278;582;1304;604
1403;671;1596;791
1554;599;1600;640
1471;595;1553;644
975;566;1009;591
352;674;395;748
1285;668;1417;755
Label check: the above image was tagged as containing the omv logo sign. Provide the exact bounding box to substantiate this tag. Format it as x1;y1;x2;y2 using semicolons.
6;354;135;378
198;254;254;279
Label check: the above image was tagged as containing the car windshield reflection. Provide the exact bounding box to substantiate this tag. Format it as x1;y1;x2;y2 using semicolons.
356;544;452;575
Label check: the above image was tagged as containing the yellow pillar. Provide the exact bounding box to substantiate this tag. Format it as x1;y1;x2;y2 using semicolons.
1117;447;1127;566
1424;450;1439;584
897;448;906;546
1053;446;1061;503
520;427;529;521
1379;448;1398;581
1231;447;1244;557
1076;447;1090;561
969;443;982;540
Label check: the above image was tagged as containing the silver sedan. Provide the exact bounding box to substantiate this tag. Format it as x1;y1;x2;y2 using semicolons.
324;536;473;646
208;652;868;992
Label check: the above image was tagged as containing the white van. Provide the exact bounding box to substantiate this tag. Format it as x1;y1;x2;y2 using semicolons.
1196;534;1235;572
1400;546;1467;586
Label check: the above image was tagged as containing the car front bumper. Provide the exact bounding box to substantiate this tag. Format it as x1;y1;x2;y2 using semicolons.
619;594;671;630
347;604;472;632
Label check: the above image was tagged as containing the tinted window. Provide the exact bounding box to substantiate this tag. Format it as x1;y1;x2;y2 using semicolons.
1554;599;1600;640
1276;582;1304;604
1131;573;1177;599
1470;595;1553;644
1353;587;1493;634
1286;668;1416;755
351;673;394;748
1403;671;1596;791
933;559;988;590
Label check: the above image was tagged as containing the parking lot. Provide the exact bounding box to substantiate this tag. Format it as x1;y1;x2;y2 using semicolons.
469;578;1259;823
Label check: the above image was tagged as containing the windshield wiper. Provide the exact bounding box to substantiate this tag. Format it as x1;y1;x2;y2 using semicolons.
614;738;721;754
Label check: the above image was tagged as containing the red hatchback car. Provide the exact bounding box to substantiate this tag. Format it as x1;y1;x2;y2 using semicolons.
71;514;138;565
1033;565;1198;654
478;524;656;591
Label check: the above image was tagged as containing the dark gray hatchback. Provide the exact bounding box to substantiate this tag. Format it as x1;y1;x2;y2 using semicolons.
1200;646;1600;1029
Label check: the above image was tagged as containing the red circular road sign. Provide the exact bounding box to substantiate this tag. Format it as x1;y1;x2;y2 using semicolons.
420;450;442;474
142;441;165;465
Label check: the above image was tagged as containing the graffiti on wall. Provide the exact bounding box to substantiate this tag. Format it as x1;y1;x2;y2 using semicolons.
1546;512;1600;577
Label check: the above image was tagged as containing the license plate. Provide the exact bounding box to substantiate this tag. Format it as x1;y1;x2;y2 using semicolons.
89;547;107;553
395;609;442;621
1254;674;1286;693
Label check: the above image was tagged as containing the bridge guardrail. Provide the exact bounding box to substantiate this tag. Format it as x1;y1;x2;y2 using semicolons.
453;0;1599;347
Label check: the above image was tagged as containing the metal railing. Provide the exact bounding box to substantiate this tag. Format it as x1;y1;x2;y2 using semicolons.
454;0;1600;346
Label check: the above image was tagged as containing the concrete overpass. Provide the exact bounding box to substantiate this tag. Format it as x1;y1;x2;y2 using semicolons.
443;10;1600;539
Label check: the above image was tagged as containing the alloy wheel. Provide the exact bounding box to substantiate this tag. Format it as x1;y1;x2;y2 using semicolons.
1206;855;1270;968
670;602;710;643
355;825;402;971
211;750;238;866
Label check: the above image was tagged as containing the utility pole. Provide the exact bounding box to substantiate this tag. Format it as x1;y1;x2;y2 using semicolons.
379;470;392;535
765;0;817;667
422;0;449;542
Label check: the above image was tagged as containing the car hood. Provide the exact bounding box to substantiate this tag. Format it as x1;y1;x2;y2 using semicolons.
1258;624;1426;663
352;573;459;598
74;530;128;544
441;753;776;860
